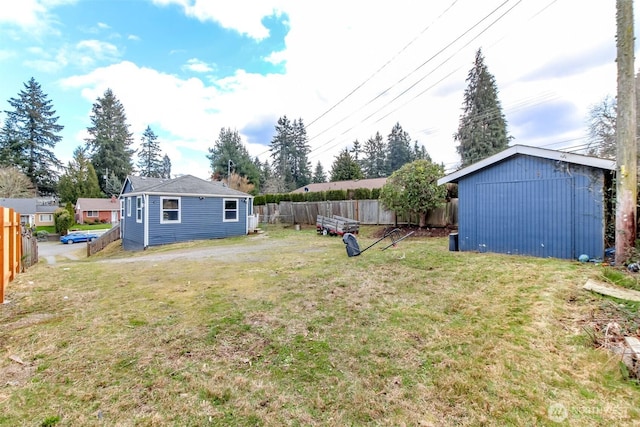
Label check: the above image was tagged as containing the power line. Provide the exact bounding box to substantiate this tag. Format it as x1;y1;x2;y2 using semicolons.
307;0;523;160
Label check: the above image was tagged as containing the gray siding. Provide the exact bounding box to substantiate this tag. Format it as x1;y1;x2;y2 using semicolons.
147;195;247;246
458;154;606;259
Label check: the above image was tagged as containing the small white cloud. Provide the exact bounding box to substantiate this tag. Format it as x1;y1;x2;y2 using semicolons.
128;34;141;41
184;58;214;73
97;22;110;30
264;50;286;65
75;39;120;66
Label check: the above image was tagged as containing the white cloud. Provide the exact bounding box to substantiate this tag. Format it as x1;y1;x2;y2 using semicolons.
0;0;76;30
184;58;214;73
75;39;120;66
152;0;287;40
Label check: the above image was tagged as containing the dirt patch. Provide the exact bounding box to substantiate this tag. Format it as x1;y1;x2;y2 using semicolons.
370;225;455;239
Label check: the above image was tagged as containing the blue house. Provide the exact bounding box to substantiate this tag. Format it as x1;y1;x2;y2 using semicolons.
119;175;255;251
437;145;616;260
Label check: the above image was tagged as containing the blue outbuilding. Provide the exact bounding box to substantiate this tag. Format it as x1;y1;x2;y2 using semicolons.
119;175;255;251
437;145;616;259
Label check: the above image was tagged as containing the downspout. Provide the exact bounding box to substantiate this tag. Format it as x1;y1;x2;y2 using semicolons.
144;194;149;249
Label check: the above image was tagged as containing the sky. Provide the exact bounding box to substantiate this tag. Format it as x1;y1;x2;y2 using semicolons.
0;0;638;180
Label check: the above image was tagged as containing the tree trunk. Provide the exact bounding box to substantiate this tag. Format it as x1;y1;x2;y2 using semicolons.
419;212;426;228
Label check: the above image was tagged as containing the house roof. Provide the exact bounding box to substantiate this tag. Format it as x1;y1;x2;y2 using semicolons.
437;144;617;185
291;177;388;193
76;197;121;212
0;198;37;214
36;205;59;214
122;174;251;198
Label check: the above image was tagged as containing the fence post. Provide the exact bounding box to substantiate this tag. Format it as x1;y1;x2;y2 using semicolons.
1;208;6;303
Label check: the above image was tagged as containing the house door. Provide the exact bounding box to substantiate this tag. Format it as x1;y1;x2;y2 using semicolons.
111;211;119;223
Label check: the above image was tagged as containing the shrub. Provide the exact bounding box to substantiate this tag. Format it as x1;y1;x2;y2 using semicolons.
326;190;347;201
54;209;72;235
254;195;266;206
371;188;381;199
290;193;305;202
304;191;325;202
353;188;372;200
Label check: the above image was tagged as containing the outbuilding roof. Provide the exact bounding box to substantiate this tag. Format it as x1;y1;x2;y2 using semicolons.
122;174;251;198
437;144;616;185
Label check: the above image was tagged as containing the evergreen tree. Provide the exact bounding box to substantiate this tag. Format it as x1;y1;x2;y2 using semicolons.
269;116;312;192
362;132;387;178
104;171;123;197
137;126;164;177
161;154;172;179
0;114;22;168
350;139;363;170
412;141;431;162
291;118;312;189
57;146;103;204
207;127;260;187
386;122;413;174
312;161;327;183
330;148;363;181
85;88;134;193
454;48;510;167
3;77;63;194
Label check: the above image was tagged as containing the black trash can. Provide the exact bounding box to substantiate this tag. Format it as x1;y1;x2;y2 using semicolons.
448;233;459;251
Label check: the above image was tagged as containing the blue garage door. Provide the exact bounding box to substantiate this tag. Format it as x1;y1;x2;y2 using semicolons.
474;178;573;258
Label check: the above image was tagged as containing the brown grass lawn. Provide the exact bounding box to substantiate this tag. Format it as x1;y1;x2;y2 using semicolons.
1;225;639;426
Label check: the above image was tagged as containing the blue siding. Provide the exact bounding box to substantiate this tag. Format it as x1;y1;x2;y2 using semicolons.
121;195;145;251
147;196;247;247
458;154;606;259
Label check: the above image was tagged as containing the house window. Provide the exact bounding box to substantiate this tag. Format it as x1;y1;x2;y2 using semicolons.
87;211;98;217
136;196;143;223
127;197;132;217
161;197;180;223
223;199;238;222
39;214;53;222
120;199;124;220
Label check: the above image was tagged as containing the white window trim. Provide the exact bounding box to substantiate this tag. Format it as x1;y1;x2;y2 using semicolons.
120;199;124;219
136;196;143;223
160;196;181;224
87;211;99;217
223;198;239;222
39;214;53;222
127;197;132;217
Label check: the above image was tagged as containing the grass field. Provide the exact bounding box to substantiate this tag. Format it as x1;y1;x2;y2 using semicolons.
1;225;639;426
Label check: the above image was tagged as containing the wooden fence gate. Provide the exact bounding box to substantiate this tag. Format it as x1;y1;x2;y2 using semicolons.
1;207;21;304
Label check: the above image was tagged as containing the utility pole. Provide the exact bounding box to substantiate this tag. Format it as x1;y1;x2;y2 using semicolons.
615;0;637;265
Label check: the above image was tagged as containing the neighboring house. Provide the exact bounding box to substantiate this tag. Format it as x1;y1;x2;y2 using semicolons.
437;145;616;260
75;197;121;224
119;174;255;251
35;204;58;227
0;198;36;225
0;198;60;226
292;177;387;193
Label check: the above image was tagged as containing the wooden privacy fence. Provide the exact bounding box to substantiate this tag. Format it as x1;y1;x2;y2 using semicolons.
87;223;121;256
1;207;21;304
255;199;458;227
